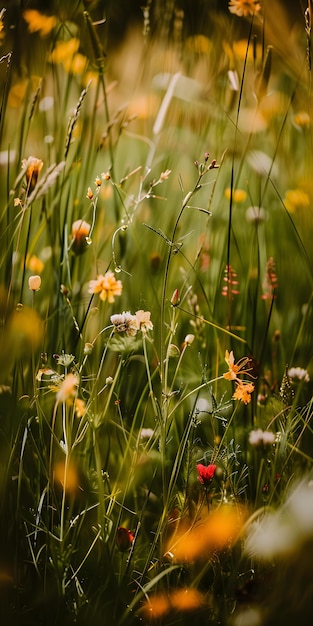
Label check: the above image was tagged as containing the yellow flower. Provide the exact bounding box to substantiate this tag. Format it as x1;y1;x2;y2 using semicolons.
293;111;310;129
135;310;153;332
232;381;255;404
27;255;44;274
23;10;57;37
228;0;261;17
56;373;79;403
284;189;310;213
21;156;43;191
63;53;87;75
223;350;254;382
74;398;86;418
224;188;247;203
88;271;122;303
49;38;80;65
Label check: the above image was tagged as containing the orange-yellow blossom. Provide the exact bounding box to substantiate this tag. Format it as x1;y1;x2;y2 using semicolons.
88;271;122;303
232;381;255;404
223;350;253;382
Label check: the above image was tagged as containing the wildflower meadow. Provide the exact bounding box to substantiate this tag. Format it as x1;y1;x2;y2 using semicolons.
0;1;313;624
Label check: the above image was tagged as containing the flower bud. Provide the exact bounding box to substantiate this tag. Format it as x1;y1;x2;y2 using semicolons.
28;275;41;292
183;334;195;346
170;289;180;306
116;527;134;552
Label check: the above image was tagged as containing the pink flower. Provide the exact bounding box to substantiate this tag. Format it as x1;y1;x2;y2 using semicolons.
196;463;217;486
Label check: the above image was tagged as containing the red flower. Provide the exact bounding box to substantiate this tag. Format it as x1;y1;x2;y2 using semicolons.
116;527;134;552
196;463;217;486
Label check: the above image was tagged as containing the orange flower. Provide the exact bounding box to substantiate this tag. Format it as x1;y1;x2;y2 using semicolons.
71;219;91;255
228;0;261;17
22;156;43;191
88;271;122;303
232;381;255;404
223;350;253;382
56;373;79;403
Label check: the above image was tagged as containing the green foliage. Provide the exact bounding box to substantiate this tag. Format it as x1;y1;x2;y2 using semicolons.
0;2;313;624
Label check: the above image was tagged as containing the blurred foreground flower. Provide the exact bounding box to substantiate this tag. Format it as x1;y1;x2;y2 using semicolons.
141;587;204;619
88;271;122;303
283;189;310;213
56;373;79;403
228;0;261;17
245;480;313;559
54;460;79;495
165;505;245;562
23;10;57;36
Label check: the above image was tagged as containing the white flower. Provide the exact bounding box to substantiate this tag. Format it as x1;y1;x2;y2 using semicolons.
140;428;154;439
287;367;310;382
249;429;275;448
110;311;138;336
245;206;267;224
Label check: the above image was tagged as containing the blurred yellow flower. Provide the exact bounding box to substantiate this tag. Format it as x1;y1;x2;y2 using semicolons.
185;34;212;54
228;0;261;17
165;505;245;562
293;111;310;128
74;398;86;418
88;271;122;303
224;188;247;203
54;460;79;494
23;10;57;36
64;53;87;75
49;38;80;65
284;189;310;213
56;373;79;403
27;255;44;274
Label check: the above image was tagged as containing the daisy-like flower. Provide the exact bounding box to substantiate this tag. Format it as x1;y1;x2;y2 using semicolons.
288;367;310;383
249;428;275;448
88;271;122;303
228;0;261;17
135;309;153;333
110;311;138;337
196;463;217;486
223;350;253;382
232;381;255;404
22;156;43;191
56;373;79;403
